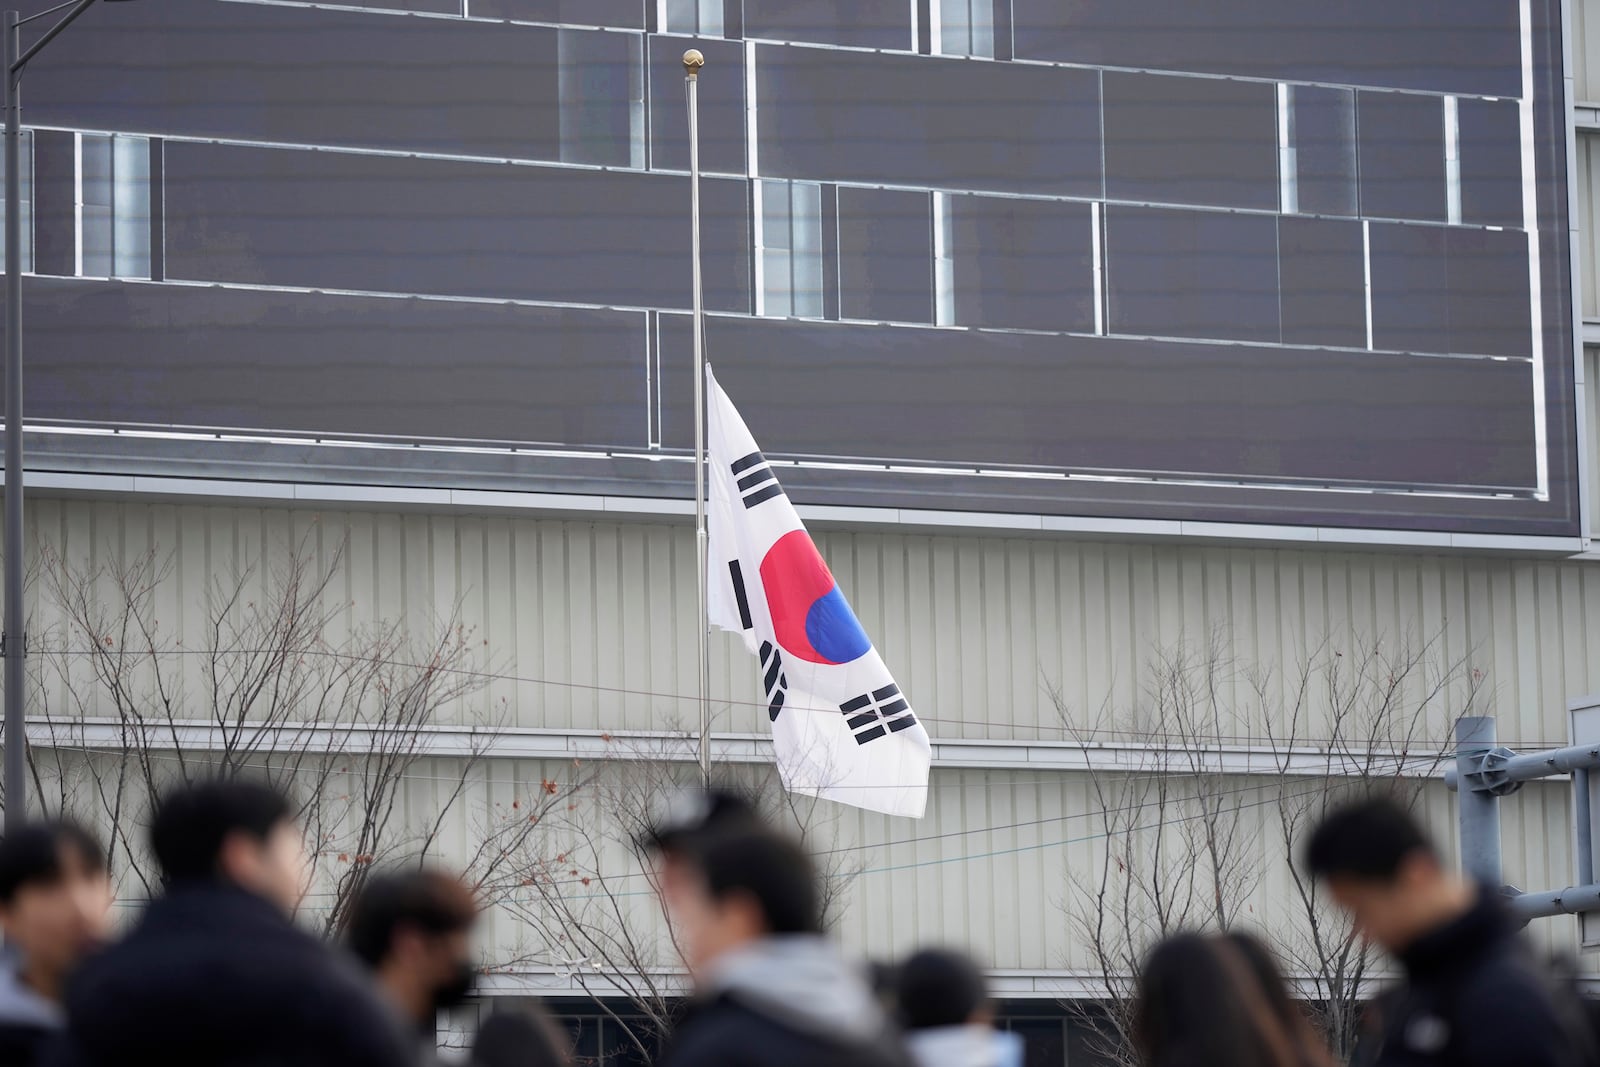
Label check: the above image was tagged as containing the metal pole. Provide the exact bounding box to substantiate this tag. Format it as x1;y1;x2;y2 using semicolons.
1456;716;1504;886
684;48;710;787
3;10;22;832
1577;768;1595;886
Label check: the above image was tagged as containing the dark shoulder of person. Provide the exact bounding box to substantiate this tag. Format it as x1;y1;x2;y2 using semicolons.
59;900;415;1067
0;1020;52;1067
1446;946;1595;1067
661;997;903;1067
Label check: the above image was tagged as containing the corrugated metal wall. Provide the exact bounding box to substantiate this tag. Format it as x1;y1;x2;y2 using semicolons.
1578;0;1600;104
22;497;1596;747
1579;133;1600;320
22;497;1600;747
13;497;1592;971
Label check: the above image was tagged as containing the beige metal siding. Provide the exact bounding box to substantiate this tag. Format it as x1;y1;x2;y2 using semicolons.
1579;0;1600;104
22;497;1600;749
1580;135;1600;320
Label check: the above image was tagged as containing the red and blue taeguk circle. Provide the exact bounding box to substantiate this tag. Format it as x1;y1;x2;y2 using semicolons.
758;529;872;666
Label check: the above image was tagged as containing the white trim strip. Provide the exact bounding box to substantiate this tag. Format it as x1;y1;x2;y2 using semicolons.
72;132;83;277
473;966;1404;1001
8;470;1586;555
1520;0;1549;501
1091;201;1105;334
1362;219;1374;350
1277;83;1297;215
1444;96;1462;225
25;717;1453;780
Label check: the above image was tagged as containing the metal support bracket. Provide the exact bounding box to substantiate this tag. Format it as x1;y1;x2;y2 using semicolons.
1457;744;1525;796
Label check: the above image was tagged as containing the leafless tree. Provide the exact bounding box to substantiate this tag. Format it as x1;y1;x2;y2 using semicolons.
1055;628;1481;1066
1054;628;1262;1066
1255;632;1480;1061
21;527;569;941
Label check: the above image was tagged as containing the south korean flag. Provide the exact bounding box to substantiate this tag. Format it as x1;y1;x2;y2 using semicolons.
706;365;930;819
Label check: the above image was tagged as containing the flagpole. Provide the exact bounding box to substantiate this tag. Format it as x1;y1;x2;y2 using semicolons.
684;48;711;787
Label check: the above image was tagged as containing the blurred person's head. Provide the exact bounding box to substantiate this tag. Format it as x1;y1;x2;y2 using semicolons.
0;821;113;1000
471;1004;571;1067
895;948;992;1030
1133;934;1306;1067
665;825;821;977
345;868;480;1026
149;779;307;914
1303;796;1474;954
642;787;760;906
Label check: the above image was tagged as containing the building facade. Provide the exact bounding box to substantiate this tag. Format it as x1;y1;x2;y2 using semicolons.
4;0;1598;1064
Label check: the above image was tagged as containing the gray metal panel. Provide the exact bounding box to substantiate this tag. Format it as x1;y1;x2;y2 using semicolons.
23;0;566;159
1102;72;1278;212
162;141;751;312
1277;216;1366;348
1357;91;1448;223
837;187;933;324
742;0;913;50
946;195;1096;334
1011;0;1522;97
662;314;1539;489
752;44;1102;197
9;278;649;447
468;0;646;26
1459;97;1526;228
1103;205;1280;342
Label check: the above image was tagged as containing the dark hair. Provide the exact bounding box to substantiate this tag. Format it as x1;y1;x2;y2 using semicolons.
472;1005;571;1067
1224;934;1336;1067
686;827;821;936
344;868;479;967
895;948;990;1030
0;821;107;905
641;788;761;856
149;779;293;885
867;960;901;1014
1303;796;1433;882
1133;934;1315;1067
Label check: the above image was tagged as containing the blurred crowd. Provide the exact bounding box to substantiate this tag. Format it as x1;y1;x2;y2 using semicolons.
0;781;1592;1067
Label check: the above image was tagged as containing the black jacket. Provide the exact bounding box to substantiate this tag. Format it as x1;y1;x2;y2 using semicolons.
0;953;62;1067
659;995;909;1067
44;882;416;1067
656;937;908;1067
1363;890;1596;1067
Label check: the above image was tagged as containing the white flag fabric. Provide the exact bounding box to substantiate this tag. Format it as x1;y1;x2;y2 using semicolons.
706;364;930;819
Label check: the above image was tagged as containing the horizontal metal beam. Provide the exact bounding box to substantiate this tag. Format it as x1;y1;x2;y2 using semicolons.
472;965;1387;1002
9;466;1589;557
1507;884;1600;920
1445;741;1600;791
26;717;1449;780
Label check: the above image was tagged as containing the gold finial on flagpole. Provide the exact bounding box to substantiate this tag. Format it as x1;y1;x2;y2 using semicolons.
682;48;705;78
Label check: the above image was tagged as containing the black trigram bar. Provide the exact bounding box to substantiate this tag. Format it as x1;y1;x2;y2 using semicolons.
838;682;917;745
731;451;784;510
759;641;787;722
729;560;753;630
